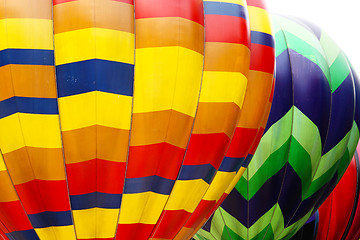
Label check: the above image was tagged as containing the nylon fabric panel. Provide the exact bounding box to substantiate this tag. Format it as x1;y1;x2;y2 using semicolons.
53;0;135;239
116;0;204;239
154;1;251;239
188;1;275;238
0;1;76;239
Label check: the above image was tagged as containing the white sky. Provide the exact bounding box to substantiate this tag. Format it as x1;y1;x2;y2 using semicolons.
268;0;360;75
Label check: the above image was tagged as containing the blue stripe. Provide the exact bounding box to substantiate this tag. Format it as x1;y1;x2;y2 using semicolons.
124;176;175;195
28;211;73;228
204;2;246;18
251;31;274;48
178;164;216;184
218;157;244;172
56;59;134;97
242;154;253;167
70;192;122;210
7;230;40;240
0;97;58;119
0;49;54;67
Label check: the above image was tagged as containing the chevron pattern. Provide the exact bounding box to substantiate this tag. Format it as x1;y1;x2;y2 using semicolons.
194;15;360;240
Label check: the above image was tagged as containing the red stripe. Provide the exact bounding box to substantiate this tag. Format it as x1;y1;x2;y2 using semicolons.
115;223;155;240
248;128;264;155
66;160;96;195
150;210;191;238
205;15;249;46
182;133;230;168
250;43;275;73
135;0;204;25
53;0;77;5
246;0;267;9
126;143;185;179
183;199;215;228
97;160;126;194
0;230;8;240
0;201;33;232
226;127;258;158
15;180;71;214
67;159;126;195
269;77;275;102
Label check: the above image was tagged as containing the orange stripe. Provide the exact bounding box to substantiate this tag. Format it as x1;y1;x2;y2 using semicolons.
136;17;204;54
0;171;19;202
53;0;134;34
0;65;56;101
204;42;250;73
237;70;273;128
192;102;240;138
62;125;129;164
3;147;65;184
0;0;52;19
130;110;193;148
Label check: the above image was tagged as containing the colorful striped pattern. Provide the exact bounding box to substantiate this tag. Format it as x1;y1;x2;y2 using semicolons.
194;15;360;240
0;1;75;239
147;0;251;239
184;0;275;238
0;1;276;239
54;0;134;239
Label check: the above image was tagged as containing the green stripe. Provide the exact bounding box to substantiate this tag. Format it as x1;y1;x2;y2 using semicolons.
247;108;293;180
319;31;341;66
292;106;322;178
329;51;351;92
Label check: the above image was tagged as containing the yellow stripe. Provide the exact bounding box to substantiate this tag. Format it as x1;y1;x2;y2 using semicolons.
247;6;271;34
204;0;246;6
0;113;62;154
225;167;246;194
119;192;168;224
199;71;247;108
35;226;76;240
133;47;203;116
72;208;119;239
0;154;5;171
58;91;132;131
54;28;134;65
97;92;132;130
202;171;237;201
0;18;53;51
165;179;209;213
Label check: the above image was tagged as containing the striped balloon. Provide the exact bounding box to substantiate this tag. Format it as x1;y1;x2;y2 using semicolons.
194;15;360;240
0;1;275;240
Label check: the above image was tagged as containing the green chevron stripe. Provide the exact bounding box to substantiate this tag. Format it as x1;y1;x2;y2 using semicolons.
273;207;313;239
237;137;290;200
292;107;322;179
313;130;351;180
304;124;357;198
336;122;359;178
246;108;293;180
195;204;314;240
281;31;330;81
223;226;245;240
319;31;341;66
328;51;351;92
272;15;325;59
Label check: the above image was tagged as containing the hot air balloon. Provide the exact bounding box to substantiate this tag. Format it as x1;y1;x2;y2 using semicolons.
194;14;360;240
291;143;360;240
0;0;275;239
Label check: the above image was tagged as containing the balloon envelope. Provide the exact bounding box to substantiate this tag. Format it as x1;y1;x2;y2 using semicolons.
194;15;360;240
0;0;275;240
